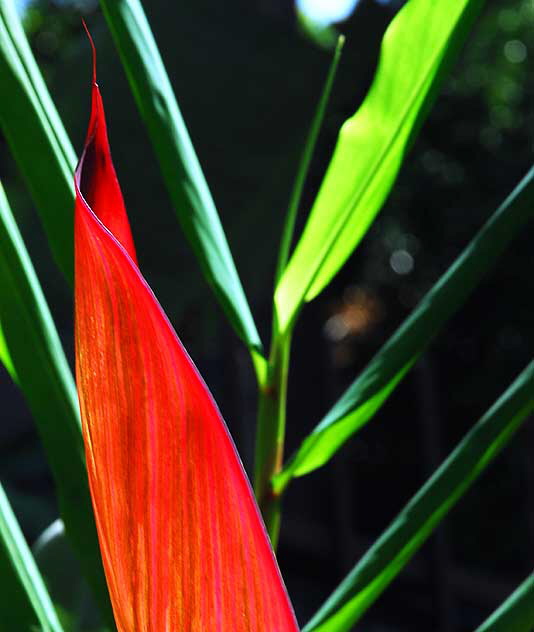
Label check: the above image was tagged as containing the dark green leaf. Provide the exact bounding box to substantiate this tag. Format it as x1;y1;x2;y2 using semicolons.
273;167;534;491
0;482;64;632
302;362;534;632
98;0;263;355
0;0;75;283
0;183;113;625
275;34;344;286
33;520;109;631
475;573;534;632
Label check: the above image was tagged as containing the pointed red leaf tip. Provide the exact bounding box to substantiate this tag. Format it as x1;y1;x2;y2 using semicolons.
74;34;298;632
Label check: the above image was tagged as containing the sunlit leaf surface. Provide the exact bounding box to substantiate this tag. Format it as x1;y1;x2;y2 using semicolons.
75;70;298;631
0;320;16;381
275;0;484;333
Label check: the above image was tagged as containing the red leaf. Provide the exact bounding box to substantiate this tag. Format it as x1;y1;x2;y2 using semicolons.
74;73;298;630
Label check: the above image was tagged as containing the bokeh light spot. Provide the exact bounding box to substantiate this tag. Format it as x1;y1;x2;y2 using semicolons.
296;0;359;25
504;39;527;64
390;249;414;275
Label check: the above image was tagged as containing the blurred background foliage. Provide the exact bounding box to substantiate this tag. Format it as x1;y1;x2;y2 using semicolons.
0;0;533;629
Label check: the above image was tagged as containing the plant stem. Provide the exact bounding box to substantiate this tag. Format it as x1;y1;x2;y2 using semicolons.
254;330;291;548
254;35;344;548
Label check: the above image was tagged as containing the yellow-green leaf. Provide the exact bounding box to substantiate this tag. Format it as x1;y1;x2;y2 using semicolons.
275;0;484;333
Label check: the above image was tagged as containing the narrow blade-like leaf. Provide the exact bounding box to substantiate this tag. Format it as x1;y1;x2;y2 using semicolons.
275;34;344;285
0;482;64;632
0;0;75;283
98;0;263;354
274;166;534;491
33;520;106;630
0;0;76;169
475;573;534;632
0;182;112;623
302;362;534;632
275;0;484;333
75;72;298;630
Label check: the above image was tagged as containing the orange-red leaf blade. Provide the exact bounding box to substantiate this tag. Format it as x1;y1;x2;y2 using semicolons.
75;77;298;632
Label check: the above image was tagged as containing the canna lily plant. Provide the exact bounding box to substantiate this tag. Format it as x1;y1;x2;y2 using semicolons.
1;0;534;630
74;35;298;632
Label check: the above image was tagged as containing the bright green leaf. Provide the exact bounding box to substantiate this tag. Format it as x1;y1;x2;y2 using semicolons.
0;319;17;381
302;361;534;632
0;183;113;625
475;572;534;632
273;166;534;491
275;0;484;333
98;0;263;355
0;482;64;632
0;0;75;283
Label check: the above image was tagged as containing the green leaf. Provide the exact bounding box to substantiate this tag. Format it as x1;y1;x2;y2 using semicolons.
0;482;64;632
275;34;344;286
302;361;534;632
274;0;484;333
273;166;534;491
0;319;17;381
475;573;534;632
0;0;76;170
33;520;109;632
98;0;263;354
0;183;113;625
0;0;75;283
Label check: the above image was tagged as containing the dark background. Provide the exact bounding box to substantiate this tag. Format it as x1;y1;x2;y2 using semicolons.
1;0;533;629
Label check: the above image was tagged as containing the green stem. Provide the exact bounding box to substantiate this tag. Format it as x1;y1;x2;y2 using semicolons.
253;330;291;548
254;35;344;546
